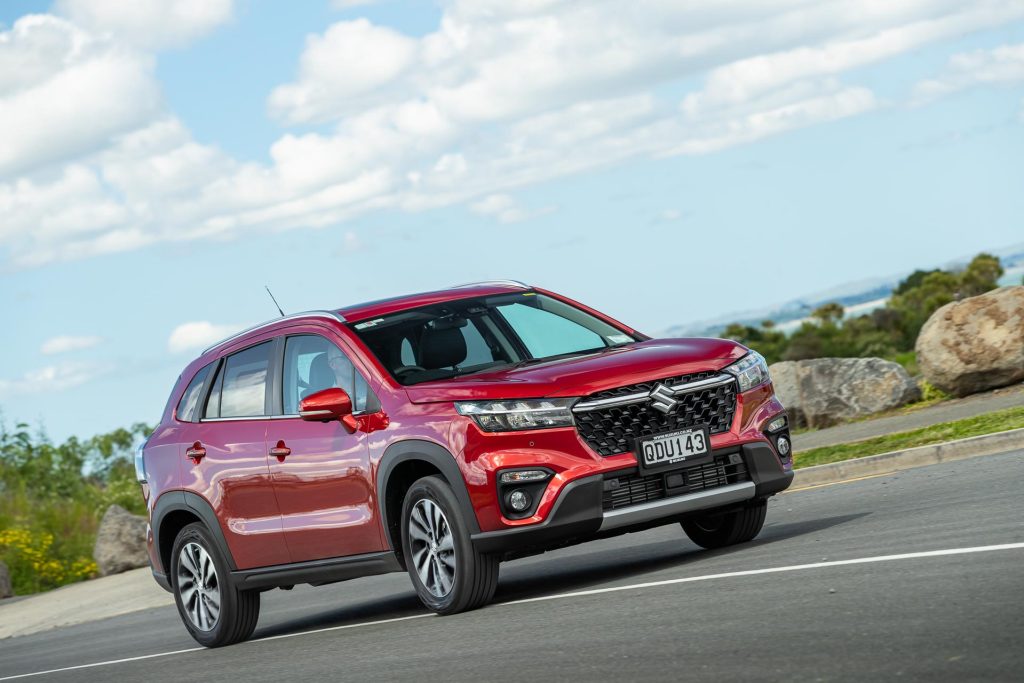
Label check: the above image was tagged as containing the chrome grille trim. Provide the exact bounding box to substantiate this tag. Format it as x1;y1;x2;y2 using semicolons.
573;373;735;412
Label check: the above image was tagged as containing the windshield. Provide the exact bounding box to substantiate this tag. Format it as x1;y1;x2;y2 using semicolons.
350;292;638;385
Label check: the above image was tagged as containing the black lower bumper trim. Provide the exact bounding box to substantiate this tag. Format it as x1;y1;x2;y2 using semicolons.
152;568;172;593
471;475;604;554
471;440;792;556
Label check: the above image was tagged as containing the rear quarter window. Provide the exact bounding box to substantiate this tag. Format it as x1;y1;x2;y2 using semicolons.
175;363;213;422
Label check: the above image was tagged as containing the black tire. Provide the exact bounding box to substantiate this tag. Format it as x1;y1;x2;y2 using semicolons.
170;522;260;647
681;498;768;549
401;475;499;615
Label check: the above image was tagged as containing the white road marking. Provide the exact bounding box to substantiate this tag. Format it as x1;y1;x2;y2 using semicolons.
502;542;1024;605
3;542;1022;681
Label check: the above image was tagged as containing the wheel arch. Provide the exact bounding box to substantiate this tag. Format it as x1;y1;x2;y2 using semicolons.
152;490;238;575
377;440;480;565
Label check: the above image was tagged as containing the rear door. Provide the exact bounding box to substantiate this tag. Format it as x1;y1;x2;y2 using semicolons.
267;330;385;562
181;339;290;569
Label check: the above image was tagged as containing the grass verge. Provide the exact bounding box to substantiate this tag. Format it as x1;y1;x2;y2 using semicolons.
794;405;1024;469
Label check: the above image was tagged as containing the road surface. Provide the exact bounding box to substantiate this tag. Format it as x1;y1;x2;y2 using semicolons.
2;450;1022;681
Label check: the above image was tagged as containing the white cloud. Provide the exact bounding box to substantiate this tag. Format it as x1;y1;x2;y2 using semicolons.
40;335;102;355
0;15;160;177
3;1;1024;271
470;194;555;224
913;43;1024;102
268;19;419;124
55;0;234;50
168;321;244;354
0;361;110;398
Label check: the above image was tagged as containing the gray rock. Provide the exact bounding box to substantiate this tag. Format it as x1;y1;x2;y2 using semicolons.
93;504;149;576
916;286;1024;397
769;357;921;429
0;560;12;598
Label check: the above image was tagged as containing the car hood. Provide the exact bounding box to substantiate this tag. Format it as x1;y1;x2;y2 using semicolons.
403;338;747;404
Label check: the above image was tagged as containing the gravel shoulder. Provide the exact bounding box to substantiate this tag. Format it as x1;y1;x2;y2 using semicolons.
0;568;171;640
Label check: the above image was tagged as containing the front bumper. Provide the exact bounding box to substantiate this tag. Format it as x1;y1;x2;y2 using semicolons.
471;441;792;555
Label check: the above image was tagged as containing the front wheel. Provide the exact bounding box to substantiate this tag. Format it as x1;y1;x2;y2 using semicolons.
401;475;499;614
682;498;768;549
170;522;260;647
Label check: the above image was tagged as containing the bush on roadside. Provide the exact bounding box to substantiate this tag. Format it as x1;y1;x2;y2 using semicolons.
0;419;150;595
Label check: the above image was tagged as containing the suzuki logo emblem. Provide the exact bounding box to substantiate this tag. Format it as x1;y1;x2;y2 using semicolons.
649;383;678;414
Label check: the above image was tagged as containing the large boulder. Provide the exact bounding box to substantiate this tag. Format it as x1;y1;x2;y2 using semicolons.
769;357;921;428
916;286;1024;397
93;504;149;576
0;560;12;598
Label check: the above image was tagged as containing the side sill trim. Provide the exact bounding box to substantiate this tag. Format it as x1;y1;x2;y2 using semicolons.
230;551;402;590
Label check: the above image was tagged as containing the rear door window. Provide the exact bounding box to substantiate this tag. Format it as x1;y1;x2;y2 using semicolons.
207;342;273;418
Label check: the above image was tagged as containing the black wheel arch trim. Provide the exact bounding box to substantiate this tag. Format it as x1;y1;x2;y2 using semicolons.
377;439;481;550
152;490;238;574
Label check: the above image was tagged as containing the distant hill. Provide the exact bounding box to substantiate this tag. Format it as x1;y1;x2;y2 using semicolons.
664;241;1024;338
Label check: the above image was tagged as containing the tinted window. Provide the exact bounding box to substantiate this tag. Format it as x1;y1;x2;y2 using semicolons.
498;302;605;358
176;363;212;422
282;335;372;415
217;342;272;418
203;364;225;419
351;292;635;385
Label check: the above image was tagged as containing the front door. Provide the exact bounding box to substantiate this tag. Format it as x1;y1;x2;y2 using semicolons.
268;333;384;562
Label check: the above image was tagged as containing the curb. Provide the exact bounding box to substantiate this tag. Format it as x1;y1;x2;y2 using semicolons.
790;427;1024;491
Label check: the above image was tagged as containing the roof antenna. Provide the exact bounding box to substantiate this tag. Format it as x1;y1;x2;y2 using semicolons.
265;286;285;317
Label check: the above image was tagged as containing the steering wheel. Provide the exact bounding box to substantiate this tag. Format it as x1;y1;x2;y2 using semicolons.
394;365;427;378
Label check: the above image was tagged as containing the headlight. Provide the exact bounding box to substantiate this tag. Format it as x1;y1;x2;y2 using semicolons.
724;351;770;392
456;398;576;432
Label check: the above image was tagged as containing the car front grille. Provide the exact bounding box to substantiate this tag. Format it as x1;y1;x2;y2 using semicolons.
573;370;738;457
601;453;750;511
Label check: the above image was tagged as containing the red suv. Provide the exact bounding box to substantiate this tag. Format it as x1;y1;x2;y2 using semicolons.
137;281;793;646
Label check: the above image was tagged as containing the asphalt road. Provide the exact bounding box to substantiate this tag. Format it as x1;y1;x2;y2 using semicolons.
2;450;1023;682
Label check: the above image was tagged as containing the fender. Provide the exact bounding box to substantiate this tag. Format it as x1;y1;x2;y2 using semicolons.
376;439;481;551
152;490;238;573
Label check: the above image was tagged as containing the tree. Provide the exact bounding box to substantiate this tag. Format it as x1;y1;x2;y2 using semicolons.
893;269;942;295
957;253;1003;298
811;302;844;325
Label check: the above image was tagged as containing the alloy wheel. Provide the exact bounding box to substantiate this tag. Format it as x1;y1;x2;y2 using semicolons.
408;498;456;598
177;542;221;631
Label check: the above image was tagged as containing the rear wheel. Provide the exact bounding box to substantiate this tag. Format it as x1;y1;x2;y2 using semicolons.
401;475;499;614
171;522;260;647
682;498;767;549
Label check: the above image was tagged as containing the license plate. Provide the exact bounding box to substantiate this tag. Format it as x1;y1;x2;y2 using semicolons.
637;427;709;471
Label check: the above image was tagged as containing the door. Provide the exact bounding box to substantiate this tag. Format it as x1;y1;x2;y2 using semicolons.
268;333;384;562
181;340;290;569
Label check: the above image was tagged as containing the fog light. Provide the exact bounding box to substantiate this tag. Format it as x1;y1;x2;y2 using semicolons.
767;416;787;433
508;489;532;512
499;470;549;483
777;436;791;457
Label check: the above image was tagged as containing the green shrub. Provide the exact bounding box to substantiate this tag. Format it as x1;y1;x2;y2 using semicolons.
0;419;150;595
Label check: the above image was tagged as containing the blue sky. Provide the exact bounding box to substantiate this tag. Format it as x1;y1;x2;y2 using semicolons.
2;0;1023;442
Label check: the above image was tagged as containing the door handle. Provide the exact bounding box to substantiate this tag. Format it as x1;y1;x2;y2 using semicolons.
186;443;206;462
270;440;291;461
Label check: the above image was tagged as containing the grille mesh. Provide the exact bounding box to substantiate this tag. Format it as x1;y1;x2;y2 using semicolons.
574;371;737;457
602;454;749;511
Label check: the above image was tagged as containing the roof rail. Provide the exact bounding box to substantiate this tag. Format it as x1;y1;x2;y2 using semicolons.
201;310;347;354
450;280;530;289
